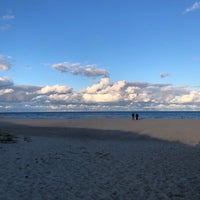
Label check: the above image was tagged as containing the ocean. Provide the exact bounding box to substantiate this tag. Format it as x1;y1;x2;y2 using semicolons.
0;111;200;119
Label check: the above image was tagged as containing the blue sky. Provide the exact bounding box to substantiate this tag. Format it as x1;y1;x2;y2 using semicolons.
0;0;200;111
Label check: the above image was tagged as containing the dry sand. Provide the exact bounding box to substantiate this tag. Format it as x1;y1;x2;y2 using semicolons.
0;118;200;199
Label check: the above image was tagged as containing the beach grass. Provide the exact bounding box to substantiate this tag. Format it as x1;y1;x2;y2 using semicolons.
0;129;17;143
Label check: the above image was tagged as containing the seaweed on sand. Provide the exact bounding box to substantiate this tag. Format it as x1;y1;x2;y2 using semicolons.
0;129;17;143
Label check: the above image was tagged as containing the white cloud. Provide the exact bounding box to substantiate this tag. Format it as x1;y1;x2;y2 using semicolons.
0;76;200;111
0;88;14;95
0;10;15;31
0;76;13;87
37;85;72;94
82;79;177;104
83;93;122;103
84;77;110;93
0;10;15;21
0;84;40;103
101;80;126;94
0;55;11;70
172;91;200;103
82;78;126;103
183;1;200;14
1;14;15;20
51;62;109;78
48;93;80;103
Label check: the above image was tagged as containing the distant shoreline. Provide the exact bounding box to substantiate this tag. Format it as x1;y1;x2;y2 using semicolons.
0;111;200;119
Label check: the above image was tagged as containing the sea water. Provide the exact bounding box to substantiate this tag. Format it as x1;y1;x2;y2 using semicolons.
0;111;199;119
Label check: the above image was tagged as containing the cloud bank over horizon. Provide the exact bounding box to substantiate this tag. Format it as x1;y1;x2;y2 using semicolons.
0;76;200;112
0;52;199;111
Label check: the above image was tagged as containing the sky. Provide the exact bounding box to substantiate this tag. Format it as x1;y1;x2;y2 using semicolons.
0;0;200;111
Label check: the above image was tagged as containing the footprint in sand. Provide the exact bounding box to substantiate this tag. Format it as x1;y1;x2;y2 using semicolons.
95;152;111;159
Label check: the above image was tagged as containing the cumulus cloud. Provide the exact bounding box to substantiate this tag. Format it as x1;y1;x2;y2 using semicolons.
0;76;13;87
172;91;200;103
84;79;164;104
37;85;72;94
160;72;170;78
0;88;14;95
0;85;40;103
183;1;200;14
84;77;110;93
83;92;122;103
48;93;81;103
0;76;200;111
82;78;127;103
0;55;11;70
51;62;109;78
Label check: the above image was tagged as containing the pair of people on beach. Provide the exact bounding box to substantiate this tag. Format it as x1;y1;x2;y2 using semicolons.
132;113;139;120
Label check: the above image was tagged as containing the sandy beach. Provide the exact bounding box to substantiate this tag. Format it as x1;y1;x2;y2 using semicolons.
1;118;200;199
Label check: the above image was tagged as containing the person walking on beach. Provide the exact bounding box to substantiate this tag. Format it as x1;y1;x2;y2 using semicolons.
132;113;135;120
136;113;139;120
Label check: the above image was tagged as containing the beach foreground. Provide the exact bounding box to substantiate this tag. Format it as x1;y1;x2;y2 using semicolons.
0;118;200;199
